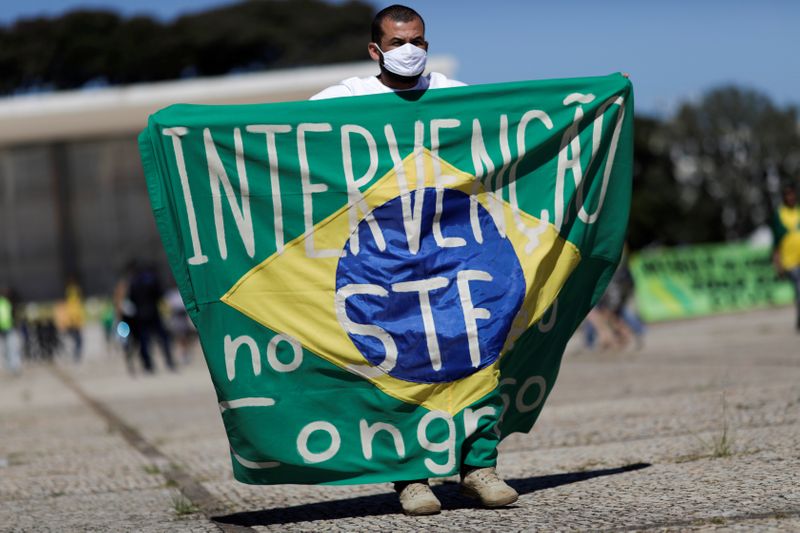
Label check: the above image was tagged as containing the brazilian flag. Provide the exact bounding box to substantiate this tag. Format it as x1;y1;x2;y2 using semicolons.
138;74;633;485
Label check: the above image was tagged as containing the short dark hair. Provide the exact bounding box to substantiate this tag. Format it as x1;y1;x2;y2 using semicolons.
371;5;425;44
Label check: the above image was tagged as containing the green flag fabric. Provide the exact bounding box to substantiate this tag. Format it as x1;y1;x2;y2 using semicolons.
138;74;633;485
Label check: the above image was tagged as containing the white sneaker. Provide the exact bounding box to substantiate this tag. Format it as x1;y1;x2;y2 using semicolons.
395;480;441;515
460;467;518;507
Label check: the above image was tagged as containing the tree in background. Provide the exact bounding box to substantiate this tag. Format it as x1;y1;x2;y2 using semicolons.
629;87;800;250
2;3;798;251
0;0;374;95
667;86;800;242
628;115;685;249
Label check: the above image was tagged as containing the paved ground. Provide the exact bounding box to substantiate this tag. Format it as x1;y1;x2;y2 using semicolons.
1;307;798;532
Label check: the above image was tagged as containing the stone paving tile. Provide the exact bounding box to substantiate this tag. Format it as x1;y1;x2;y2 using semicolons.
544;357;799;407
0;398;164;503
198;424;799;531
0;365;81;413
0;307;797;531
0;488;217;532
503;423;800;475
674;515;800;532
504;383;800;451
0;363;216;532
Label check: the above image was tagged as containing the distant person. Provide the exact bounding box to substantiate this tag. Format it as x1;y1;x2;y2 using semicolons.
26;303;59;361
100;299;116;351
114;262;139;374
17;304;32;362
606;249;644;349
63;276;86;361
128;262;175;372
583;303;619;351
771;183;800;331
0;287;22;375
311;4;516;516
165;286;195;365
583;276;638;352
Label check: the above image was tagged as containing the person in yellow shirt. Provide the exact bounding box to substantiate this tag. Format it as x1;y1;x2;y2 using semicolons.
771;184;800;331
63;278;86;361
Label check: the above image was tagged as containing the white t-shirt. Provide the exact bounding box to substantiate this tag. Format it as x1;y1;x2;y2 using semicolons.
310;72;465;100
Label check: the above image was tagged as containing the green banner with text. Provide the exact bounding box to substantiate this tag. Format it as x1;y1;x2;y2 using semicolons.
630;243;794;322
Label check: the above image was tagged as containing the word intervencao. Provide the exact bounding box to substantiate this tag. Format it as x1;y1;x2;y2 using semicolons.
162;93;625;265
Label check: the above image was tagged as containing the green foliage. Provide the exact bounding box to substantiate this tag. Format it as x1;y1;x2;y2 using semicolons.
171;493;200;516
682;394;736;461
3;2;797;251
711;423;734;458
667;86;800;241
0;0;374;95
142;464;161;475
629;115;684;249
630;86;800;249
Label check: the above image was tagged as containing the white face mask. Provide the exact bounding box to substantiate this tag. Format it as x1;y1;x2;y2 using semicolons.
377;42;427;77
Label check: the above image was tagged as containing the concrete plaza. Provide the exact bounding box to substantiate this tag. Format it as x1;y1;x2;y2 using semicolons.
1;307;798;531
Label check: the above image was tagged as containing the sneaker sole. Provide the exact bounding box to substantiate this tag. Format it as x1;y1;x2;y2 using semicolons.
459;486;519;507
402;503;442;516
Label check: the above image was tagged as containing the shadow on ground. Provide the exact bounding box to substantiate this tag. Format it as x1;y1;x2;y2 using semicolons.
213;463;651;527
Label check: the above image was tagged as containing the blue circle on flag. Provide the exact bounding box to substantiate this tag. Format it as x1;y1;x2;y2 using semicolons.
335;188;525;384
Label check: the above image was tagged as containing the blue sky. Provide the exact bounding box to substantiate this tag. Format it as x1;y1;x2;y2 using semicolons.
1;0;797;116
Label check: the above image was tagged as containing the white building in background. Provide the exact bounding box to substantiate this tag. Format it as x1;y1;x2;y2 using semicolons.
0;58;458;300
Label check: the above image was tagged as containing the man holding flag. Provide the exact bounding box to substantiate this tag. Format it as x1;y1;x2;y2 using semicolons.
139;3;632;519
312;4;517;515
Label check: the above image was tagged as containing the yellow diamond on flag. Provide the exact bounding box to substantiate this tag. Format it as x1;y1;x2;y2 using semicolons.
221;148;580;415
